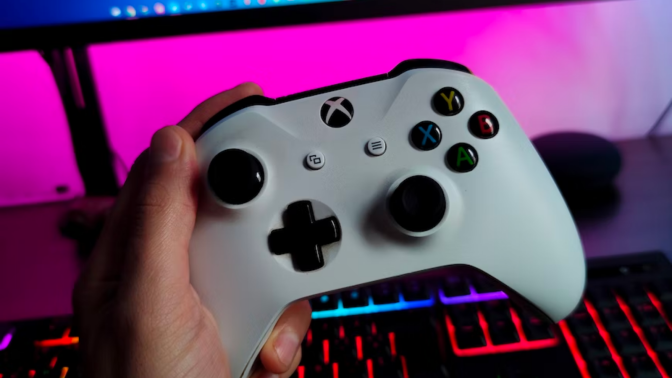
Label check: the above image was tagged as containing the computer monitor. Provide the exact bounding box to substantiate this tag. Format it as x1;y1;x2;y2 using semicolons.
0;0;587;52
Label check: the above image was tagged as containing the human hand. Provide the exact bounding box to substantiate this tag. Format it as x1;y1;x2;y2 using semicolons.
73;83;311;378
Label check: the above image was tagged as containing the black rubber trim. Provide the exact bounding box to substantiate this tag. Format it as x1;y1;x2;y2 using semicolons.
198;59;471;139
0;0;592;53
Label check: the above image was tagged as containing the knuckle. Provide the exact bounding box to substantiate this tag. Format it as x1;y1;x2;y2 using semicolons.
137;179;173;215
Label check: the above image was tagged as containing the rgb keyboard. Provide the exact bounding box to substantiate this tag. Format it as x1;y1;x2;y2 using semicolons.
3;252;672;378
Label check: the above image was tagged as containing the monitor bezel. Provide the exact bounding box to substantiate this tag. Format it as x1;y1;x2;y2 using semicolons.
0;0;589;52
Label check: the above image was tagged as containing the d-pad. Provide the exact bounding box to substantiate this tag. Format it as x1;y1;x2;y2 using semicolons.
268;201;341;272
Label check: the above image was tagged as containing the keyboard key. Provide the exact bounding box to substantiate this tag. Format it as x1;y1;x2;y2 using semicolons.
521;314;554;341
311;319;339;340
455;325;486;349
472;277;500;293
568;311;597;335
371;283;399;305
310;294;339;311
489;319;519;345
649;280;672;302
659;350;672;373
618;285;650;305
442;276;471;297
587;287;617;307
633;302;665;326
589;357;621;378
341;289;368;308
578;332;610;359
613;328;646;355
480;300;511;322
447;304;479;327
645;325;672;351
401;280;430;301
624;353;661;378
600;306;629;330
497;368;541;378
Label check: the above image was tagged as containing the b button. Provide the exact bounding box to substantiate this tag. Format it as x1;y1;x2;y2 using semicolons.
432;87;464;116
468;111;499;139
446;143;478;173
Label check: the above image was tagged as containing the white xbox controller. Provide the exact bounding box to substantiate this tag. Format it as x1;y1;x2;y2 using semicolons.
190;59;586;378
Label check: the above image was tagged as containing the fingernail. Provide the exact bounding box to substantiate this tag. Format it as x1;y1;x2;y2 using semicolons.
150;127;182;163
274;328;300;368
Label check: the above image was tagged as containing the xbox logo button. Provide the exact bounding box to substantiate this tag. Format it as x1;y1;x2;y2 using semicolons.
321;97;354;128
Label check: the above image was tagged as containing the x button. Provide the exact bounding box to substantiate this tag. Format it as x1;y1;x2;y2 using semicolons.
411;121;442;151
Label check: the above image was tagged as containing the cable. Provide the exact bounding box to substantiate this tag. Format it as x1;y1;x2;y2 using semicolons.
647;96;672;137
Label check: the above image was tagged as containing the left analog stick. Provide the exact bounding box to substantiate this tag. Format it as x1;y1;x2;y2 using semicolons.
208;149;265;205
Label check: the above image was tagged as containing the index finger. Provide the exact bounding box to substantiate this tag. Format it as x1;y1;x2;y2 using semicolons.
178;82;264;137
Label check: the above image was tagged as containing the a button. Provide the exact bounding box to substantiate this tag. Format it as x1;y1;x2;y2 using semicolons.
371;283;399;305
311;319;338;340
366;137;387;156
410;121;442;151
342;289;369;308
489;319;520;345
321;97;354;128
472;277;500;294
455;325;486;349
310;294;340;311
432;87;464;116
208;149;264;205
389;176;446;233
650;280;672;301
468;111;500;139
442;277;471;297
401;280;431;301
306;151;325;170
578;332;610;359
624;354;659;377
521;314;555;341
589;357;621;378
599;306;629;330
480;300;511;322
633;302;665;326
448;304;479;327
446;143;478;173
646;325;672;351
268;201;341;272
568;311;597;335
613;328;645;355
661;351;672;373
617;285;650;305
587;287;618;308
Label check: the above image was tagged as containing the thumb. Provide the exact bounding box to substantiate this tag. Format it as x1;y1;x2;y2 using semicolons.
121;126;199;303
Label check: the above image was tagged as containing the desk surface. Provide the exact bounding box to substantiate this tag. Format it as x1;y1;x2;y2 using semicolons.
1;136;671;322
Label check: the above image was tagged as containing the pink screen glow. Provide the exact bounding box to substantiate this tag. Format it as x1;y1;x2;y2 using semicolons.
1;0;671;206
0;51;84;207
88;0;672;180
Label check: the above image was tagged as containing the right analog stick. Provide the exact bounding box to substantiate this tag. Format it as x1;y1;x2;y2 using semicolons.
389;176;446;233
208;149;265;205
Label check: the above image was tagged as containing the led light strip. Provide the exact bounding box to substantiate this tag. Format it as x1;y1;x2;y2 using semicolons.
615;295;670;378
312;286;508;319
558;320;591;378
311;293;434;319
647;291;672;332
0;328;14;350
584;299;630;378
444;307;559;357
35;328;79;348
439;286;508;305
